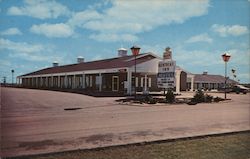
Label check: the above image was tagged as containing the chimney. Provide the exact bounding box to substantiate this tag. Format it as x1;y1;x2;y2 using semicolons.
77;56;84;63
203;71;208;75
118;48;127;57
52;61;59;67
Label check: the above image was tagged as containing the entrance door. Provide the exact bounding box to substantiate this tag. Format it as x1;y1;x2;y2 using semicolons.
112;76;119;91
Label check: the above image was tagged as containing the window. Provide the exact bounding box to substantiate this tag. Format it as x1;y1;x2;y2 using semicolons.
86;76;89;87
148;77;151;87
135;77;138;87
141;77;144;87
89;76;92;87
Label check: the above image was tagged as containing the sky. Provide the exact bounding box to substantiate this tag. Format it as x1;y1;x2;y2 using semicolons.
0;0;249;83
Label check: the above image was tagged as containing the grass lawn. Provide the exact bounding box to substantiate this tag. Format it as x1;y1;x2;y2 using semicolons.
13;131;250;159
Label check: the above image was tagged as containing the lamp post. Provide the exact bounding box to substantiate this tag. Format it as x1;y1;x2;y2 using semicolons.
11;69;14;85
221;53;231;99
130;45;141;99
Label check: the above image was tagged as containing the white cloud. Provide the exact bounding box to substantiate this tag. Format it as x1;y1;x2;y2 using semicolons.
225;49;250;66
67;10;102;28
68;0;210;42
140;44;166;56
0;38;50;62
0;38;65;62
89;33;138;42
9;52;51;62
1;27;23;36
174;47;221;67
0;38;43;53
0;60;11;67
7;0;70;19
186;33;213;43
211;24;249;37
30;23;74;38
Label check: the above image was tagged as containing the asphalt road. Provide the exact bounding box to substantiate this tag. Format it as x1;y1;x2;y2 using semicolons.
1;87;250;157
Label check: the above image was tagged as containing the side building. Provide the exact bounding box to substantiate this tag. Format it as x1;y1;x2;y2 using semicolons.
187;71;237;91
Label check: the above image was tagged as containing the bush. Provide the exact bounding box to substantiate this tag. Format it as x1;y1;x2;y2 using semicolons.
144;95;157;104
214;96;224;102
166;89;175;103
187;100;198;105
193;90;205;103
204;94;213;103
148;98;157;104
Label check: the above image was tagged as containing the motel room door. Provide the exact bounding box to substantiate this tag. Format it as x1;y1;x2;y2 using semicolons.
112;76;119;91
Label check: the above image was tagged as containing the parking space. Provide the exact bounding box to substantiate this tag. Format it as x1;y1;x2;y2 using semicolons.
1;87;249;157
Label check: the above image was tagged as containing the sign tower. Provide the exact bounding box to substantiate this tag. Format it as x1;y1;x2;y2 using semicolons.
157;47;176;89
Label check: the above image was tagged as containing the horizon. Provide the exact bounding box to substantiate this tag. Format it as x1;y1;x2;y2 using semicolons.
0;0;249;83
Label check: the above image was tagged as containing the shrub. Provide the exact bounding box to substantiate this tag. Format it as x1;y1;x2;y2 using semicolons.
204;94;213;103
148;98;157;104
214;96;224;102
166;89;175;103
187;100;198;105
193;90;205;103
144;95;157;104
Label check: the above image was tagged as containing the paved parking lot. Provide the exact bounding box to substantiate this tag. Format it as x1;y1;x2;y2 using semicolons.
1;87;250;157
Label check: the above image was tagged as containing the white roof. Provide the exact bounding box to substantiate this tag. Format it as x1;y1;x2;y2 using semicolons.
118;47;127;51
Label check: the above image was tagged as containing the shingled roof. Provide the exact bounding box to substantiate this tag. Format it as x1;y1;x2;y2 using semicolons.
194;74;237;83
20;53;157;77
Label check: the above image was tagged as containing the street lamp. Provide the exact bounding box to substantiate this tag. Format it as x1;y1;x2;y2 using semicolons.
221;53;231;99
11;69;14;85
130;45;140;99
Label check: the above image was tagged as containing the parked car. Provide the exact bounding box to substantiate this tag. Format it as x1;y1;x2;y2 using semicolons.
232;85;249;94
218;87;233;93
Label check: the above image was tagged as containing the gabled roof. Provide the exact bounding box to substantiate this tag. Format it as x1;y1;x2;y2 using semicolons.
20;53;158;77
194;74;237;83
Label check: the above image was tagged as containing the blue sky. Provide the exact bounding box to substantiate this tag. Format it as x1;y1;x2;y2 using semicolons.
0;0;249;83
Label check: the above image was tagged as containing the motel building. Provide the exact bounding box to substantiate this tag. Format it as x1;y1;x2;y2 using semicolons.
17;47;237;95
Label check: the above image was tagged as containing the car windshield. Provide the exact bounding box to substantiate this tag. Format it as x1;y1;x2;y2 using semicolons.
236;85;249;90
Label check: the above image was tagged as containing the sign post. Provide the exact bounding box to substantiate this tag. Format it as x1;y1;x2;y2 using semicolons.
157;47;176;91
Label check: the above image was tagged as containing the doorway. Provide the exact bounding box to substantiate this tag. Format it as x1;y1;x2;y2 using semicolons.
112;76;119;91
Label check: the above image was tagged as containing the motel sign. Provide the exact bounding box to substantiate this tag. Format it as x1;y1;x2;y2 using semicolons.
157;47;176;89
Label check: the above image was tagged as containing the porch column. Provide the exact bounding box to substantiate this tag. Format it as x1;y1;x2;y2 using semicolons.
99;73;102;92
127;69;132;95
144;74;147;92
45;77;48;87
175;70;181;94
34;78;36;87
190;75;194;92
82;74;85;89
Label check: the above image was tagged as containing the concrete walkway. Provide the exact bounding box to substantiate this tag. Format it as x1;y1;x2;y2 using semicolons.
1;87;250;157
